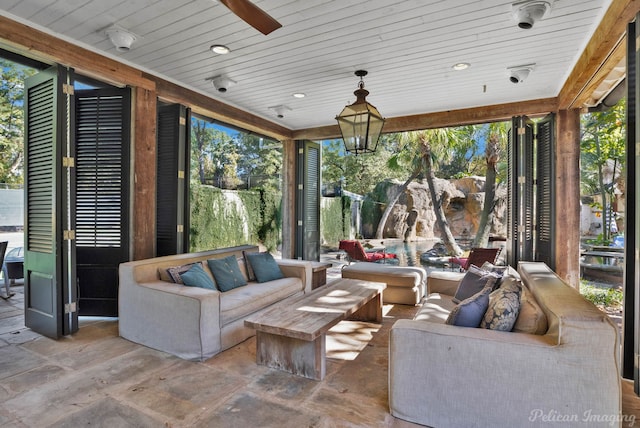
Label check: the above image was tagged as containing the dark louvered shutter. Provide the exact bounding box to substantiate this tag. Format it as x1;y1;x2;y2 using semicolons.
24;66;74;338
507;116;535;266
521;118;535;261
75;88;130;316
156;104;190;255
623;18;638;385
535;114;555;268
506;122;516;267
296;140;320;261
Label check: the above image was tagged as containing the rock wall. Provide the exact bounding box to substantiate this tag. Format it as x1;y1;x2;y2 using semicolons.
364;177;507;240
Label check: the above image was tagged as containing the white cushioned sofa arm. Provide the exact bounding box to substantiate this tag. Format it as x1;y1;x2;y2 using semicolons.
276;259;313;293
119;270;221;362
389;319;620;427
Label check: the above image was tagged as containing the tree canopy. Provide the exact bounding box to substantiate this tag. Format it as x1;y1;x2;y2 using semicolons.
0;60;36;185
580;98;626;242
190;116;282;192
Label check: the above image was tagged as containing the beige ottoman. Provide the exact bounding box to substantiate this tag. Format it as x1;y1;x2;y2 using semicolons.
426;270;465;296
341;263;427;305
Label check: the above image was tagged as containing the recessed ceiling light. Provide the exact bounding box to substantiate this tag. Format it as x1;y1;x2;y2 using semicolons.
452;62;470;71
210;44;230;54
292;92;306;98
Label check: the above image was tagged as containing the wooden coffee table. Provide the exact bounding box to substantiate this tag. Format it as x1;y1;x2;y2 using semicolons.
244;278;386;380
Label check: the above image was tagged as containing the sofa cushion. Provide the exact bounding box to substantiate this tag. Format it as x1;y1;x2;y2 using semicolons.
452;265;499;304
207;255;248;292
245;252;284;283
480;276;522;331
446;286;492;328
180;263;217;290
415;293;457;323
512;284;548;334
480;261;508;276
220;277;302;325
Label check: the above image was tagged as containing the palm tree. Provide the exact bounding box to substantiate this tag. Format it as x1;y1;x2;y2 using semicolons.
375;129;463;256
473;122;507;247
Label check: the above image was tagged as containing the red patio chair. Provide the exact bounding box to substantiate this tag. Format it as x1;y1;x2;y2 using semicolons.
448;247;501;271
339;240;397;264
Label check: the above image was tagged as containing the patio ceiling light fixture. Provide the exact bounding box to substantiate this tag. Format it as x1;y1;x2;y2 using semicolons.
105;26;137;52
512;0;553;29
210;44;230;54
335;70;385;155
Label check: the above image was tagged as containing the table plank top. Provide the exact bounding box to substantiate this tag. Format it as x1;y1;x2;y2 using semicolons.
244;278;386;341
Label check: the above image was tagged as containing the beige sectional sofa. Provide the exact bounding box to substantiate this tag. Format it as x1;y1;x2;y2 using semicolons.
118;245;312;361
389;261;621;428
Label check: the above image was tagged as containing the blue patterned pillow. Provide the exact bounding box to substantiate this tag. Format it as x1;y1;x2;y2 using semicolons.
480;277;522;331
245;252;284;283
180;263;217;290
446;286;492;328
207;255;247;292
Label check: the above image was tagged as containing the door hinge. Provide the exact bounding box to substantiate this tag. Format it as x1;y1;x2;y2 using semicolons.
517;127;526;135
64;230;76;240
517;225;526;233
298;220;303;226
518;176;526;184
298;184;303;190
636;142;640;157
177;224;184;233
178;170;185;179
63;84;75;95
179;116;186;126
298;148;304;154
65;302;77;314
63;157;75;168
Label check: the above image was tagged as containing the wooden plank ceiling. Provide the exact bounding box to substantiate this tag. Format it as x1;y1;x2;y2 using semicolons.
0;0;621;134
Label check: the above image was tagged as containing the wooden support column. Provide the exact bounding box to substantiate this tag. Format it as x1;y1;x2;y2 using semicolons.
281;139;296;259
555;109;581;287
133;86;157;260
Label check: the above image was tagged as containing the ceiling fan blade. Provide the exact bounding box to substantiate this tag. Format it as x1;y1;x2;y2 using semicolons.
219;0;282;35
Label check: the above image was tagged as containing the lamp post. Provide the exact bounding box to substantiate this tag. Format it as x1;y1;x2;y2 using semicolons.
336;70;385;155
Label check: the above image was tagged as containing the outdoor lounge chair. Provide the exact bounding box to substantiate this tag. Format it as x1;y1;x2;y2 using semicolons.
339;240;397;264
448;247;501;271
0;241;12;300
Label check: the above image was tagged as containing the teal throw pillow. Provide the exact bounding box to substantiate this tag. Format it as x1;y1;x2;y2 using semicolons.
245;252;284;283
207;255;247;292
446;286;492;328
180;263;217;290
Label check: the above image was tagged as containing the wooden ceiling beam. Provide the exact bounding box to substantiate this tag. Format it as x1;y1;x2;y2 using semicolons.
153;76;292;140
292;97;558;141
0;15;155;91
558;0;640;109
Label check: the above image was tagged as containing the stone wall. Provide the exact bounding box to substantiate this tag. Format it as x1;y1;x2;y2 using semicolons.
363;177;507;240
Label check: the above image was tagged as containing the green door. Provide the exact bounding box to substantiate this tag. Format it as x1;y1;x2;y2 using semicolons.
23;65;77;338
296;140;320;261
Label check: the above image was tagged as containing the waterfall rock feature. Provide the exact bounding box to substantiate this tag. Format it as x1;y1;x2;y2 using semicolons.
364;177;507;240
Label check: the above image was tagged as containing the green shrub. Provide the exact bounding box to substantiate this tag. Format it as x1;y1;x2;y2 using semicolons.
321;196;351;248
580;280;623;308
189;183;281;252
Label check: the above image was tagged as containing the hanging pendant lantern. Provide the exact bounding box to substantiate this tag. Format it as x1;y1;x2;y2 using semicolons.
336;70;385;155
